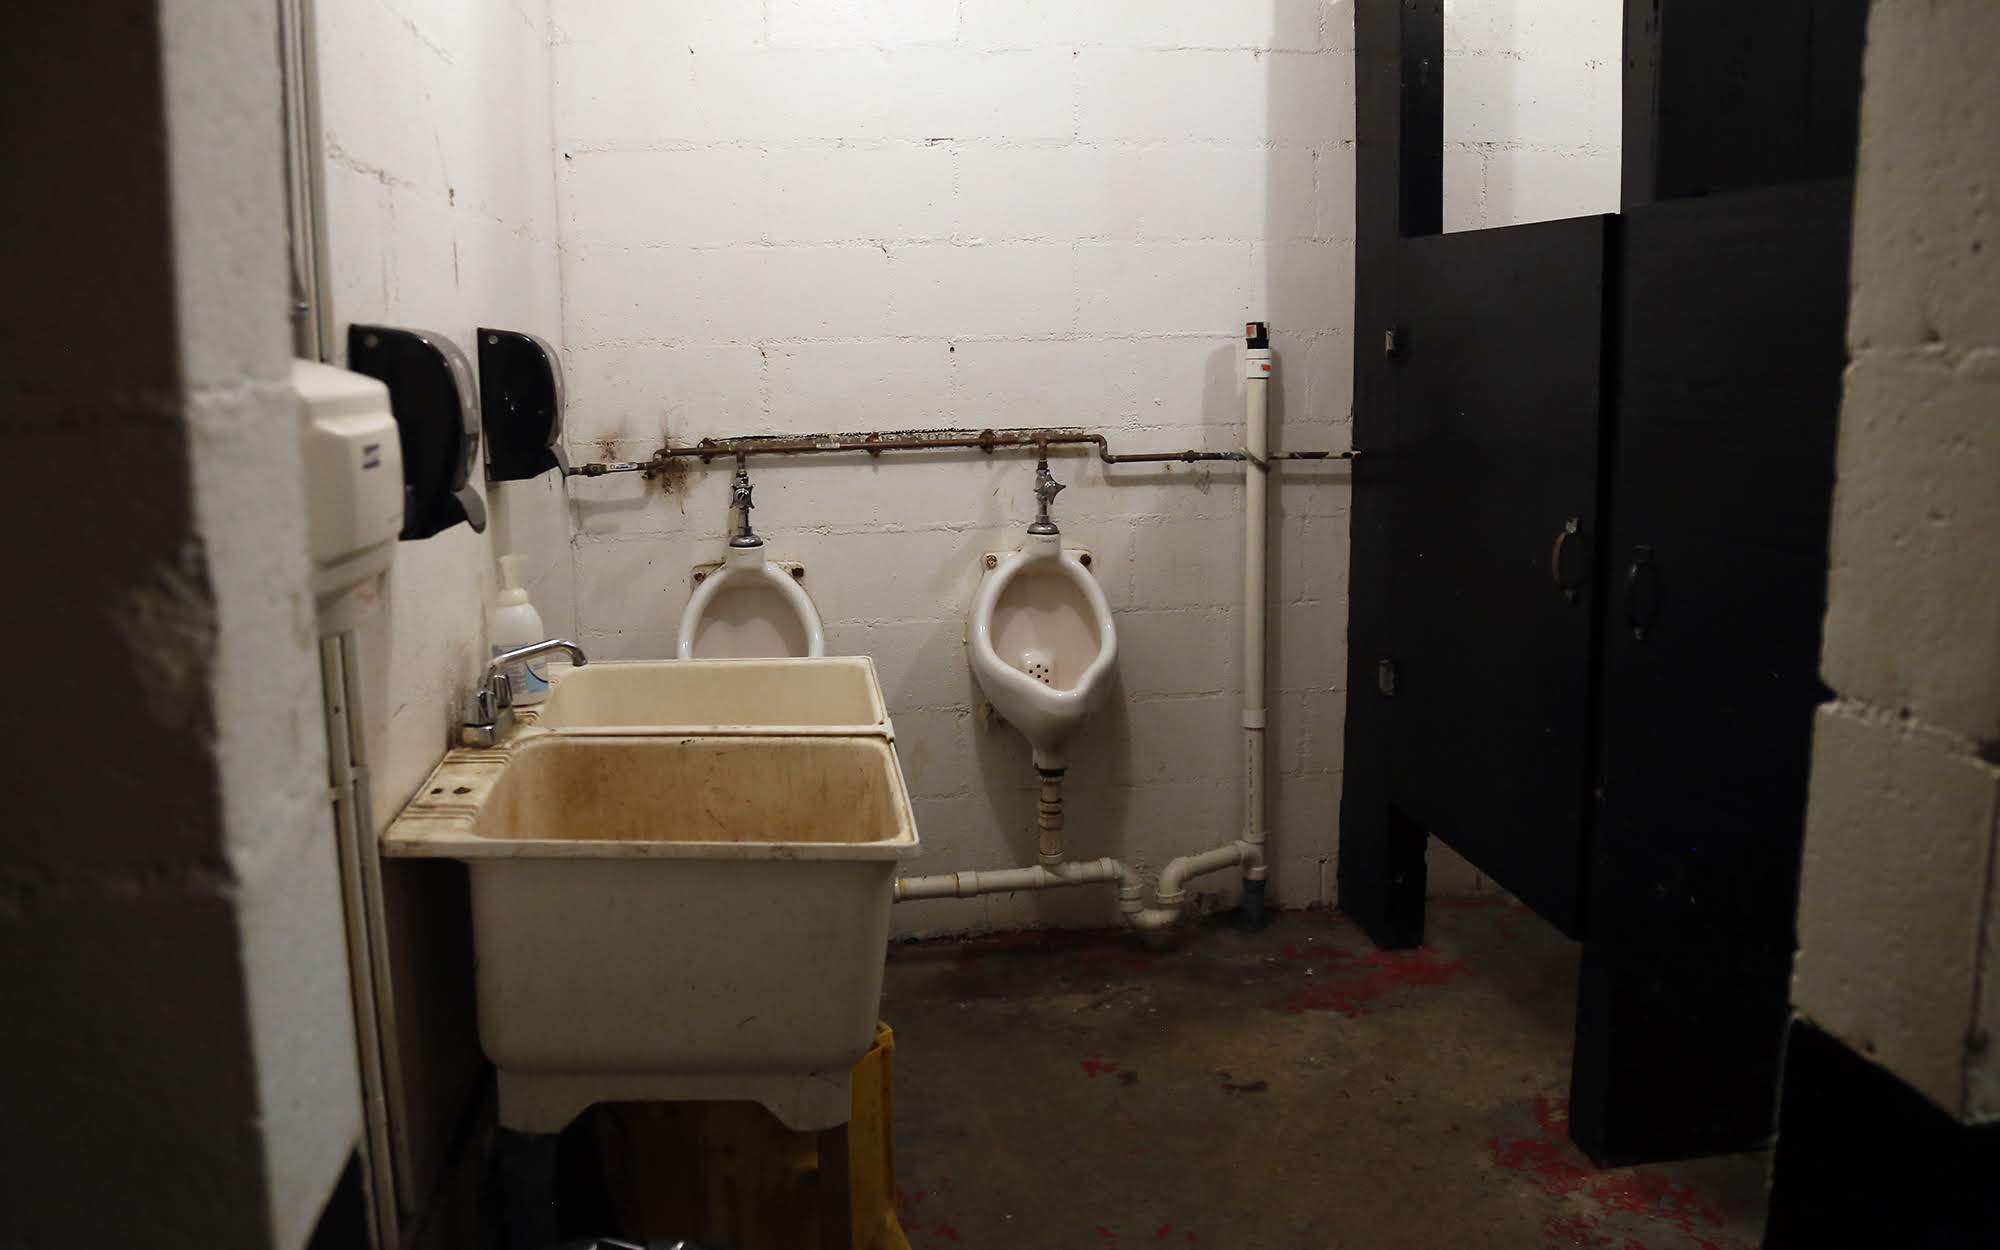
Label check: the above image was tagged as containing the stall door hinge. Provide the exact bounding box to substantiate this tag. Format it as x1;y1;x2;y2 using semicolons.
1377;659;1397;697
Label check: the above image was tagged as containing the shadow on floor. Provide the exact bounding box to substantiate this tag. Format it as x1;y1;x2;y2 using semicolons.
882;901;1767;1250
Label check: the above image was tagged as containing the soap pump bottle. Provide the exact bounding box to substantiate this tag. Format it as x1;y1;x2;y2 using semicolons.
491;553;551;705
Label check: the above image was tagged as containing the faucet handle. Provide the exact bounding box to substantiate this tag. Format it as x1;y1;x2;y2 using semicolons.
466;671;511;726
1035;465;1065;506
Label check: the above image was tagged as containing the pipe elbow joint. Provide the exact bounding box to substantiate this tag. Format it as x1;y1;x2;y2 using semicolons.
1235;839;1268;880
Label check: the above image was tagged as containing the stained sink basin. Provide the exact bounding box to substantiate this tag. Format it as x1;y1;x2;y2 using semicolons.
521;656;888;735
384;733;919;1133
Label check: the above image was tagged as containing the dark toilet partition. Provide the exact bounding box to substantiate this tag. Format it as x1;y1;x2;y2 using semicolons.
1338;0;1866;1164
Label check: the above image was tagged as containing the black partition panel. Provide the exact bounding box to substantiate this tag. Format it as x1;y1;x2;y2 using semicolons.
1570;181;1851;1162
1341;0;1863;1164
1386;217;1611;936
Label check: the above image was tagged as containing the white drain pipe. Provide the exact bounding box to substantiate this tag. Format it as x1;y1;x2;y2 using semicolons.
894;323;1277;929
1239;323;1272;910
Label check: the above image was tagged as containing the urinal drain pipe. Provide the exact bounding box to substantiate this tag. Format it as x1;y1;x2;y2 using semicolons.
1037;770;1065;867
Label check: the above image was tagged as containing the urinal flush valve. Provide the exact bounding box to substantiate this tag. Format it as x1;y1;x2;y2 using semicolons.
1028;455;1065;536
728;457;764;548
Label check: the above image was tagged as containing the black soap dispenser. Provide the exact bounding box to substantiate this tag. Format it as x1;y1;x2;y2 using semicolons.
477;328;568;481
348;324;486;540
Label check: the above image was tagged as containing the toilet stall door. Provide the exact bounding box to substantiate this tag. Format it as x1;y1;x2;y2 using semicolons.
1386;216;1612;936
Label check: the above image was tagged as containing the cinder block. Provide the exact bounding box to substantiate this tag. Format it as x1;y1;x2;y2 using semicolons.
1266;49;1355;147
576;624;683;662
1109;777;1240;864
553;39;702;148
766;338;954;430
551;0;763;50
1442;146;1489;232
1077;242;1250;334
452;216;563;340
1270;772;1341;864
1794;701;2000;1116
560;245;750;344
1115;608;1238;698
1274;598;1345;694
896;706;979;799
1109;145;1280;242
1282;330;1356;429
768;0;960;47
767;145;954;243
958;0;1133;49
1821;353;2000;741
318;0;444;192
951;336;1137;427
1252;240;1352;333
1123;334;1243;429
824;619;979;710
889;243;1076;337
886;48;1075;142
1131;516;1239;609
1428;839;1487;896
956;146;1120;241
560;149;772;248
761;245;898;339
790;525;990;624
1317;141;1358;240
1141;0;1323;52
573;535;694;635
1482;147;1621;229
1443;49;1617;151
1845;0;2000;354
1295;686;1348;770
562;342;765;454
691;48;895;142
1076;49;1263;142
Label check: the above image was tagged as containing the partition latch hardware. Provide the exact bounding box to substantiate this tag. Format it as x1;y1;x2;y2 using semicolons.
1384;328;1402;358
1377;659;1397;697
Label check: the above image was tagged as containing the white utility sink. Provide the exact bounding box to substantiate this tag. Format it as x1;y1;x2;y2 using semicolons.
385;732;919;1133
522;656;888;734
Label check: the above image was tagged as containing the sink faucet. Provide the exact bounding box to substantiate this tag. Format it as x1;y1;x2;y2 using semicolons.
461;639;588;747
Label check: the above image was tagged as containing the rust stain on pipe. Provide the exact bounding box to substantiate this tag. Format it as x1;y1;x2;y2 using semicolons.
566;425;1357;478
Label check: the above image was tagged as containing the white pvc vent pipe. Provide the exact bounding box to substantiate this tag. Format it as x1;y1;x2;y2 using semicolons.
896;325;1276;928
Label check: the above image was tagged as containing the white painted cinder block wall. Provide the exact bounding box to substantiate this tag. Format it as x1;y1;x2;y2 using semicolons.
318;0;574;822
314;0;574;1209
1442;0;1621;231
550;0;1358;935
1791;0;2000;1124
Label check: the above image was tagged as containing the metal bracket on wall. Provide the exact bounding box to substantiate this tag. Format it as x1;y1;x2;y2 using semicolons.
1377;659;1397;697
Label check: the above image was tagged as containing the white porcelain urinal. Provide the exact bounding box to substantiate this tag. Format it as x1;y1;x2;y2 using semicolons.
677;542;826;660
969;529;1118;770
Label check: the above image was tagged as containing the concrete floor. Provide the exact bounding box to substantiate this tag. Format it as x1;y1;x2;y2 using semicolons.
882;899;1768;1250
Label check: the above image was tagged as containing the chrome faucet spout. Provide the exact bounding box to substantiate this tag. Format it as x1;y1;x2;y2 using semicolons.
462;639;589;747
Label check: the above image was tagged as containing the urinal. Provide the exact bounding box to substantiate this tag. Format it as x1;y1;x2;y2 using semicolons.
968;464;1117;771
677;467;825;659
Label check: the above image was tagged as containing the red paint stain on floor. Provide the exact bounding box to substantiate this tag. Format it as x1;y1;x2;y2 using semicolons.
947;927;1153;972
1095;1225;1117;1241
1489;1098;1746;1250
1280;944;1472;1015
930;1223;962;1243
1082;1058;1122;1078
